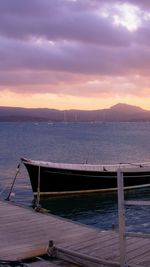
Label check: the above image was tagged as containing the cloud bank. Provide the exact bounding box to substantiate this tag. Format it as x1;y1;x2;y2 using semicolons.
0;0;150;108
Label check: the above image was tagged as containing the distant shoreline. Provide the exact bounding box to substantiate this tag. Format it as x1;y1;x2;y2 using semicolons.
0;103;150;122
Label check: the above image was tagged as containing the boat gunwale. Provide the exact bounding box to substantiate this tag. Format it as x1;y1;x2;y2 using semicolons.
21;158;150;173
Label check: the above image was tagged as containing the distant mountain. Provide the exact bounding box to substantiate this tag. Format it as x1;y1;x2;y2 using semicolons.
110;103;144;113
0;103;150;122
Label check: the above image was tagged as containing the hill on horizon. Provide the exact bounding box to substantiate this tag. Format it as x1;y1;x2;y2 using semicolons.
0;103;150;122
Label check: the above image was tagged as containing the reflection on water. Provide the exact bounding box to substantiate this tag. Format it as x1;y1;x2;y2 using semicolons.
40;187;150;233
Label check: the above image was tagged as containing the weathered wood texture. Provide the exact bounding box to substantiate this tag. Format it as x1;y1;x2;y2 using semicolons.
0;200;150;267
26;259;79;267
25;260;65;267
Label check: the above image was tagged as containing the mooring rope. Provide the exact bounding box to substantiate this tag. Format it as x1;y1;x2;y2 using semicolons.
5;161;22;201
119;162;144;168
119;161;150;168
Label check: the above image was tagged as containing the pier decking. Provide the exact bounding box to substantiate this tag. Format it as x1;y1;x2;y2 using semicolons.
0;199;150;267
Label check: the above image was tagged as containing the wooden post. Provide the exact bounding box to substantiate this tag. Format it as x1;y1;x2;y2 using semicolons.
36;165;41;210
117;169;128;267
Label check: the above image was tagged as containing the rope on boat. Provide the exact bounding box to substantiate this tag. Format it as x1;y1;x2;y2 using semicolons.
5;161;21;201
119;162;144;167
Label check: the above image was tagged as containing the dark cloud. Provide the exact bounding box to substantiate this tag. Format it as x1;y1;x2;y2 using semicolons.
0;35;150;79
0;0;131;46
0;0;150;100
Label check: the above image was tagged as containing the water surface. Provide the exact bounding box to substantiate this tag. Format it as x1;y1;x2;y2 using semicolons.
0;122;150;233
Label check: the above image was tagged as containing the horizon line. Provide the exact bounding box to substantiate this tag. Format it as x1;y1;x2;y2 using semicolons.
0;103;149;112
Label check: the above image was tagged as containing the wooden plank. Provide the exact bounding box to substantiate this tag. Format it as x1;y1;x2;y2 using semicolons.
134;252;150;266
125;200;150;206
127;242;150;261
28;261;60;267
114;237;150;263
54;246;143;267
1;227;97;251
66;230;116;251
1;200;150;267
127;238;150;256
75;235;118;254
27;259;80;267
87;240;119;261
0;244;48;260
0;200;97;261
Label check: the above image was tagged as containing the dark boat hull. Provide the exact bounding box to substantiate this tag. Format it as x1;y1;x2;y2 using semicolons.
22;159;150;196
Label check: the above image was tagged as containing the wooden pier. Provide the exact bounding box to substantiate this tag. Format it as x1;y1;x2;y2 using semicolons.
0;199;150;267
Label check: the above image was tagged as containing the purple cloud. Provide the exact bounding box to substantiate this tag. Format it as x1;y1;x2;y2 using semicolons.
0;0;150;101
0;0;131;46
0;35;150;76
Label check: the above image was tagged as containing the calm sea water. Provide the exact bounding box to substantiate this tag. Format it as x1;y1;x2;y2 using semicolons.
0;122;150;233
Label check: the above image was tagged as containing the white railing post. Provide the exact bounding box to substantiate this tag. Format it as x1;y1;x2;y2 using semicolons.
36;165;41;210
117;169;128;267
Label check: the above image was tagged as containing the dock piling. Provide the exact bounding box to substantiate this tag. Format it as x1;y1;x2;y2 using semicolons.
117;169;128;267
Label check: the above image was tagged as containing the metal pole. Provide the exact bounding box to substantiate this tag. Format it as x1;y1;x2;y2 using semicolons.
117;169;128;267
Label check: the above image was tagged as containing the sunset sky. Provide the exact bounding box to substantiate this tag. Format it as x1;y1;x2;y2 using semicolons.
0;0;150;110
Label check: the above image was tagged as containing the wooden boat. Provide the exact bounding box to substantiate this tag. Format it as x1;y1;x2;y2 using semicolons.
21;158;150;197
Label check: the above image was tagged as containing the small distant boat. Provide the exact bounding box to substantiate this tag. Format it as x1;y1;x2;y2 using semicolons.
21;158;150;197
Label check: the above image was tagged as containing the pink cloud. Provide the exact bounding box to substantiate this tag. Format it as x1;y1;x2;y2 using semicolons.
0;0;150;103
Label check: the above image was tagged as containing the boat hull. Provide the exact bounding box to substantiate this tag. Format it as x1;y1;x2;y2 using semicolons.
22;159;150;196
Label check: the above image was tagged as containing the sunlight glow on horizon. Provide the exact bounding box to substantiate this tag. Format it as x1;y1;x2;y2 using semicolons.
0;1;150;111
0;90;149;111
